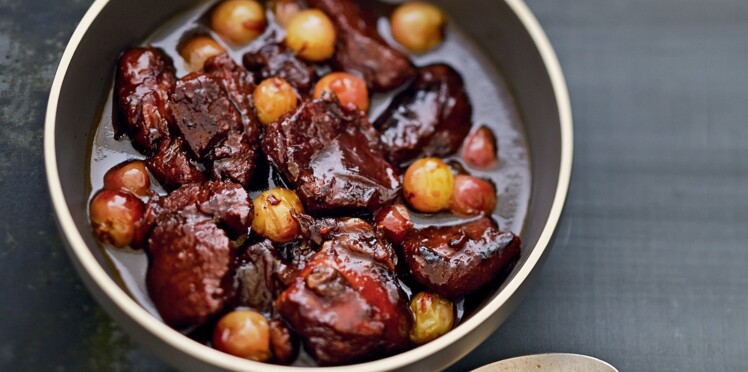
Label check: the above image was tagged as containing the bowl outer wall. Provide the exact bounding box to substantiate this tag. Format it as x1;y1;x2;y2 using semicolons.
44;0;573;370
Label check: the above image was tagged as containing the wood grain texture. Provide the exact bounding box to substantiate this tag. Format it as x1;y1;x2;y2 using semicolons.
1;0;747;370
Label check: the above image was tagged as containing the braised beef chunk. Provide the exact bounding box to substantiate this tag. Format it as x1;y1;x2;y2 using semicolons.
307;0;414;92
204;53;260;130
146;214;233;329
205;130;256;187
326;218;398;270
134;181;252;248
262;95;401;215
141;181;253;329
401;217;521;299
374;64;473;165
276;219;411;365
242;42;317;94
234;240;295;313
146;138;204;191
202;54;263;186
115;47;176;154
295;213;339;247
136;184;207;247
275;239;318;271
294;215;396;268
199;181;255;237
170;72;243;159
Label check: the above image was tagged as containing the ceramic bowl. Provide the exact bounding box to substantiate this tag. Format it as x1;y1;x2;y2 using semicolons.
44;0;572;370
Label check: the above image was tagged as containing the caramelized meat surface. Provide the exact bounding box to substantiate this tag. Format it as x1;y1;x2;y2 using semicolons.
204;54;263;187
146;138;205;191
199;181;255;236
262;95;401;215
308;0;414;92
243;41;317;94
276;219;411;365
135;181;252;248
234;240;295;313
142;181;253;329
374;64;473;165
170;73;243;159
146;213;233;329
232;216;341;315
115;47;176;154
275;239;319;272
401;218;521;298
204;53;261;131
205;130;257;187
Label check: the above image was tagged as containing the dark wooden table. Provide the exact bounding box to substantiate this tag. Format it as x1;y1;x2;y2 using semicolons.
2;0;747;370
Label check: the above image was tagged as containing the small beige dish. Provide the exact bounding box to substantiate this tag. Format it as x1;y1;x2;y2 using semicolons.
473;354;618;372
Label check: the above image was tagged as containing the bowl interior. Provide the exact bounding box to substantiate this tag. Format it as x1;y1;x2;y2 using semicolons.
47;0;567;370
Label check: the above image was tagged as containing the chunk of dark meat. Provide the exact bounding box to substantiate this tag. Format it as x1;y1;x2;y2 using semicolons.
115;47;176;154
262;95;401;215
307;0;414;92
232;217;339;313
205;130;256;187
275;239;318;271
288;213;375;268
199;181;254;236
243;41;317;94
169;72;243;159
134;181;252;248
233;240;295;313
204;53;261;132
275;219;411;365
146;138;204;191
295;213;339;247
146;213;233;329
203;54;263;187
401;218;521;299
374;64;473;165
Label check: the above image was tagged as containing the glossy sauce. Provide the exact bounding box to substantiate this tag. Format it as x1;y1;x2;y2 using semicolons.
88;0;530;364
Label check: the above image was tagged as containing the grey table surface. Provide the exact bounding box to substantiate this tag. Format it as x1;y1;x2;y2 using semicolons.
2;0;748;370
